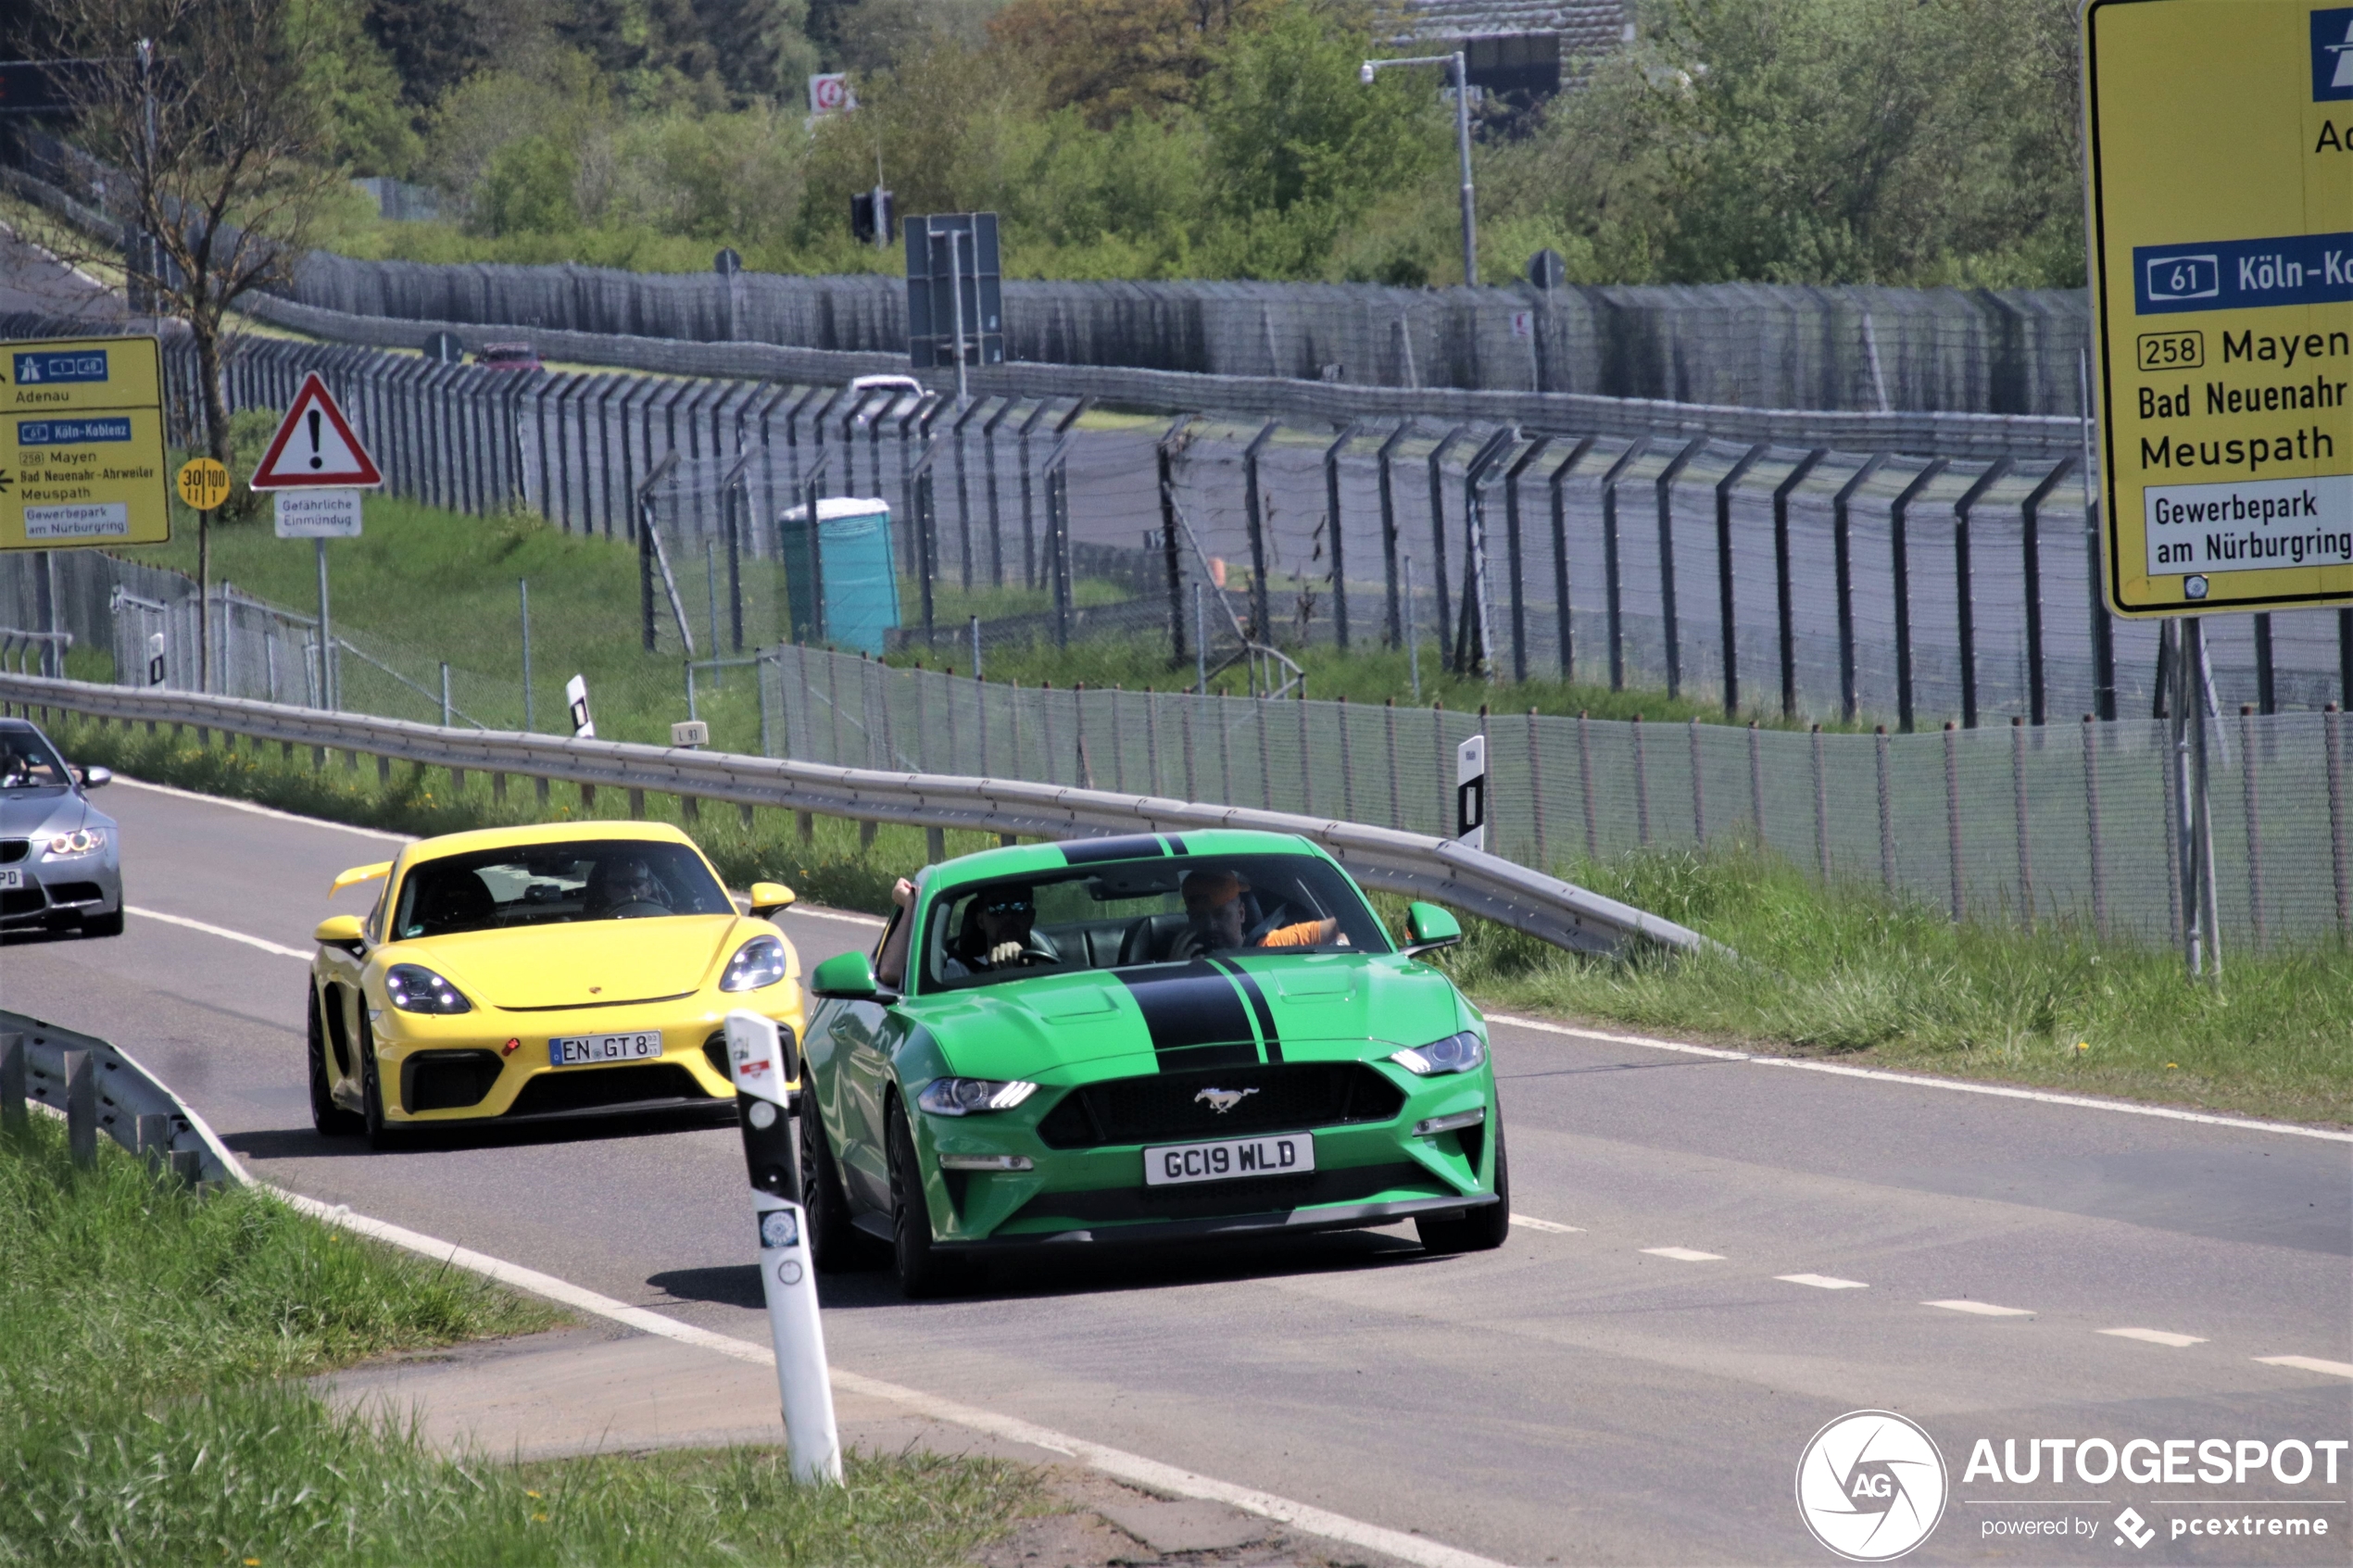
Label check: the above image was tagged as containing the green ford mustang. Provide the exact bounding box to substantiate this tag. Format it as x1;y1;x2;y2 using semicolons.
798;829;1508;1297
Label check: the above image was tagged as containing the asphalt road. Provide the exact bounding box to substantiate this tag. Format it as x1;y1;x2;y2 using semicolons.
6;776;2348;1565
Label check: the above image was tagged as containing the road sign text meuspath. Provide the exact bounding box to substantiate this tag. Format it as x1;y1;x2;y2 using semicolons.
0;335;169;550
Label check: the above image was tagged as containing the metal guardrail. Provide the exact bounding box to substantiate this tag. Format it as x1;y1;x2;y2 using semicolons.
0;671;1712;958
1;1010;245;1185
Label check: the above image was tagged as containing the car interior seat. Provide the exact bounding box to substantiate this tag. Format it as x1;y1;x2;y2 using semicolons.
1117;911;1195;966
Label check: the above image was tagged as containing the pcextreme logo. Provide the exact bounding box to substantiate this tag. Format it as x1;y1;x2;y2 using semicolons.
1795;1411;1950;1562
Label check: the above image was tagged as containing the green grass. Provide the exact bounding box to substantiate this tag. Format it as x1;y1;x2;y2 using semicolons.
0;1097;1038;1565
1413;842;2353;1127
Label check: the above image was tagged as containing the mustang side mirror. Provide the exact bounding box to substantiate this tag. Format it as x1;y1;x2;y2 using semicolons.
749;881;795;918
811;950;892;1002
313;914;366;951
1402;902;1462;959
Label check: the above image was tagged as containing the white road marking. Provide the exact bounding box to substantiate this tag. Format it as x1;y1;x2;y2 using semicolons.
1641;1247;1724;1261
1924;1299;2035;1317
265;1191;1511;1568
2256;1355;2353;1378
128;905;310;960
1484;1011;2353;1144
1778;1273;1869;1290
782;905;888;928
2099;1327;2208;1348
110;774;413;842
1511;1213;1584;1234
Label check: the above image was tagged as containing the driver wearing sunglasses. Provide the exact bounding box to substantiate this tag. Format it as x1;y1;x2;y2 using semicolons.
942;883;1059;976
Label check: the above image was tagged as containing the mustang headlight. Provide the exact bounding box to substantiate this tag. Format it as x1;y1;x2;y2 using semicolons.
1390;1030;1486;1075
916;1077;1039;1116
384;963;472;1015
41;827;106;859
721;935;789;993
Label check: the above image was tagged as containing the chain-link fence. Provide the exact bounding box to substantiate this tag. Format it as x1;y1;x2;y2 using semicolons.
755;643;2353;950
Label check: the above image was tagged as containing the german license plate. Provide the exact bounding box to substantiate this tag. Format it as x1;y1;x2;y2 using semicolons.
1143;1132;1315;1186
548;1032;662;1067
0;869;21;890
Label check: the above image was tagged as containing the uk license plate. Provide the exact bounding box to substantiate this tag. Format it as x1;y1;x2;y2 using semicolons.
1142;1132;1315;1186
0;869;21;890
548;1032;662;1067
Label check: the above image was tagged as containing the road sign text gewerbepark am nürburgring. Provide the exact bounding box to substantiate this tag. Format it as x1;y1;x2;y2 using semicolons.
0;336;170;551
2084;0;2353;616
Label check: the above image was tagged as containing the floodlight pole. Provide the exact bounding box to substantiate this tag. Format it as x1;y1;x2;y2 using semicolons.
1363;51;1477;287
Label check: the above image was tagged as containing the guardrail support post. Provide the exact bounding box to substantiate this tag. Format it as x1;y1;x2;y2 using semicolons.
925;825;945;861
1;1033;24;1137
64;1048;95;1170
136;1110;170;1174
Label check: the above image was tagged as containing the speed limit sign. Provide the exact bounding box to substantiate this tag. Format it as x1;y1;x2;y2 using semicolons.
175;457;231;510
807;72;854;115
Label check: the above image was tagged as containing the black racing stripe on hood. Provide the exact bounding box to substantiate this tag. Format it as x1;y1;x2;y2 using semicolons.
1161;834;1188;855
1115;961;1257;1070
1061;834;1168;865
1210;959;1282;1064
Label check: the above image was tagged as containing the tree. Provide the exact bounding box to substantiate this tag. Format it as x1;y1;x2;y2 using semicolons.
45;0;341;688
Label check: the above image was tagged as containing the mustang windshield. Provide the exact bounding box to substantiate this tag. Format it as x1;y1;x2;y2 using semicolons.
922;853;1390;992
392;840;731;938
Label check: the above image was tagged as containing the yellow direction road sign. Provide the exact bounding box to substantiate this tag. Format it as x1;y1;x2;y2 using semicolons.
0;336;170;550
176;457;230;510
2085;0;2353;616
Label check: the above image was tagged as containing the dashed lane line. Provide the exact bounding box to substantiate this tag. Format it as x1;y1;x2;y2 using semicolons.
1778;1273;1869;1290
2257;1356;2353;1378
270;1191;1513;1568
1485;1011;2353;1145
1510;1213;1584;1234
1924;1299;2036;1317
2100;1327;2208;1348
1641;1247;1725;1261
128;905;310;960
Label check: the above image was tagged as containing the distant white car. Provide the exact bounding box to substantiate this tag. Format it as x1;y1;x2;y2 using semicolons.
845;374;926;428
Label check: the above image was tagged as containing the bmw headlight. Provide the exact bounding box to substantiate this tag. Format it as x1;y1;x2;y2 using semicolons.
384;963;472;1015
721;935;789;993
1390;1030;1486;1075
916;1077;1038;1116
41;827;106;859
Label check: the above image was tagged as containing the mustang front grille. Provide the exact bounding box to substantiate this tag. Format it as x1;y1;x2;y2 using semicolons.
1035;1061;1406;1149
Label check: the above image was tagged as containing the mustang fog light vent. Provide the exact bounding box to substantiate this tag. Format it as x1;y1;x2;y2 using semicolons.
938;1153;1035;1172
385;963;472;1014
720;935;789;992
1413;1106;1488;1137
917;1077;1039;1116
1390;1031;1485;1075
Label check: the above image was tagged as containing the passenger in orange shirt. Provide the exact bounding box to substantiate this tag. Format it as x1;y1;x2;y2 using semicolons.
1179;868;1338;952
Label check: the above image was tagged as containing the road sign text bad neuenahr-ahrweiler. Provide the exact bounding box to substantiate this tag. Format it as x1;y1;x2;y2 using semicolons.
2083;0;2353;617
0;335;170;551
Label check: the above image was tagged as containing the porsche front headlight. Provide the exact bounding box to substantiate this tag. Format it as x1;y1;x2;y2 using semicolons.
42;828;106;859
916;1077;1038;1116
721;935;789;993
1390;1031;1486;1075
384;963;472;1014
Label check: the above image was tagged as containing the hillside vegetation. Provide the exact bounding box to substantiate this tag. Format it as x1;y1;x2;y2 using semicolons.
19;0;2087;289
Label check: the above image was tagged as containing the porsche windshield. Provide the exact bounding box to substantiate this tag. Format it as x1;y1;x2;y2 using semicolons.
922;853;1390;992
391;841;731;938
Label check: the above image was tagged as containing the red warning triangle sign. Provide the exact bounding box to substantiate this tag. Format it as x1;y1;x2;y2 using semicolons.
248;372;384;490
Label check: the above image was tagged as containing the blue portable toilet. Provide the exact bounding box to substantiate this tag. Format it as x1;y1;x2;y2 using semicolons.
778;496;900;655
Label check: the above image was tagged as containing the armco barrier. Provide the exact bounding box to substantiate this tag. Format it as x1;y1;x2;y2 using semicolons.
0;671;1711;959
1;1010;244;1185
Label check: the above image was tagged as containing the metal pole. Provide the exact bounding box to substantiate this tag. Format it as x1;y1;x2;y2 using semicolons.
1403;551;1422;702
520;579;534;730
315;539;333;710
948;228;970;408
1452;51;1476;287
1195;581;1209;694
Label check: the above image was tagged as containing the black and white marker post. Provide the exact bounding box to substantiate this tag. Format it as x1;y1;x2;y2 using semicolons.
724;1010;842;1485
1455;733;1488;852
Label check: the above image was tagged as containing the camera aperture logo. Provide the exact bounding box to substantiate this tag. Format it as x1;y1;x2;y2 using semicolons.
1796;1411;1949;1562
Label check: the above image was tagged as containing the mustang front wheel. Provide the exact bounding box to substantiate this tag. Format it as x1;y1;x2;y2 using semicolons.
887;1105;964;1299
801;1092;879;1273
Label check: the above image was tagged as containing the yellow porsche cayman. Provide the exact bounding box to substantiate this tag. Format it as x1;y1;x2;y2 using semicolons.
306;821;802;1147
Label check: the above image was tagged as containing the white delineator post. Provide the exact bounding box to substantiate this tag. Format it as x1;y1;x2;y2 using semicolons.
1455;732;1488;851
725;1009;842;1486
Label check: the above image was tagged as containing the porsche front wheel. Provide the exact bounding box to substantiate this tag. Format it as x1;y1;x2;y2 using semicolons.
308;986;361;1136
359;1013;401;1150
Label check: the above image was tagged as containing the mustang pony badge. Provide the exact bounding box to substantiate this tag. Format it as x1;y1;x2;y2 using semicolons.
1195;1086;1259;1114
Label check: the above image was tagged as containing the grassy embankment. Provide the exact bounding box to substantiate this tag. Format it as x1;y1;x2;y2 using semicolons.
0;1112;1034;1564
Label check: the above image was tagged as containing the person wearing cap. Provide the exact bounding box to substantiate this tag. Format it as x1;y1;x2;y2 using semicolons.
1179;868;1337;952
943;882;1057;975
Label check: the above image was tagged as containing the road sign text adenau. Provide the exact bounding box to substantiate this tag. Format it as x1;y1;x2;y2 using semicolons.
0;335;170;550
2084;0;2353;616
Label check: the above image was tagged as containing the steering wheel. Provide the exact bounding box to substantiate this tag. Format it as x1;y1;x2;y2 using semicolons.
607;899;671;919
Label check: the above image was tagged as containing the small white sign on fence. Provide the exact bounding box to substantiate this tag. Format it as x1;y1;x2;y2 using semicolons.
272;488;363;538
